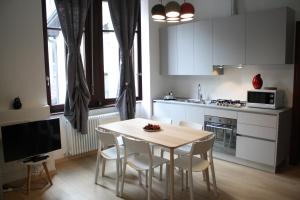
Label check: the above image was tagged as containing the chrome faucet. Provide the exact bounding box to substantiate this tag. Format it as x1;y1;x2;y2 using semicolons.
198;83;203;102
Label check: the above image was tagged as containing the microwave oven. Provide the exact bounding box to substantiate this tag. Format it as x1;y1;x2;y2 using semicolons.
247;89;284;109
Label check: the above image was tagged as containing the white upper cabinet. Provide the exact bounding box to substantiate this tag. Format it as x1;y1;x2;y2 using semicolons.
213;14;246;65
177;22;194;75
160;26;178;75
194;20;214;75
160;21;216;75
245;7;295;65
160;7;295;74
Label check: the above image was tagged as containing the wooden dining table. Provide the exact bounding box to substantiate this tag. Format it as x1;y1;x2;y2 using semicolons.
98;118;211;200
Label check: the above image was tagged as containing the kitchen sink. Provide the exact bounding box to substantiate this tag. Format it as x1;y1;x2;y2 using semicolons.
176;98;206;104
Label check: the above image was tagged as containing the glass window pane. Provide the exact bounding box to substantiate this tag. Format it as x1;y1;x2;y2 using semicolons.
80;34;86;77
133;33;139;97
103;32;120;98
102;1;114;30
46;0;61;29
48;31;66;105
47;31;85;105
103;32;139;99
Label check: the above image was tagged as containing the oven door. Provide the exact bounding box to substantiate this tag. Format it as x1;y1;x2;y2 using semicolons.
205;122;236;156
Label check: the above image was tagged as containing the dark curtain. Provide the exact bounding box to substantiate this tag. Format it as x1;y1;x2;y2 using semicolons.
55;0;91;134
108;0;140;120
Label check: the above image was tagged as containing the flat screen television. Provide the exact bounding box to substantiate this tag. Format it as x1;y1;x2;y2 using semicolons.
1;118;61;162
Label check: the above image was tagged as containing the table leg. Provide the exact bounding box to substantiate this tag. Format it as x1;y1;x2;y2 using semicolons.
169;148;174;200
42;162;53;185
27;165;31;194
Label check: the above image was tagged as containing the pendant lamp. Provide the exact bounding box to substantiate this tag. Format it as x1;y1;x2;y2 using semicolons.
167;17;180;23
151;1;166;20
165;1;180;18
151;0;195;23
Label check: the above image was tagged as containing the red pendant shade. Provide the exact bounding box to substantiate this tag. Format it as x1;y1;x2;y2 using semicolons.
180;2;194;19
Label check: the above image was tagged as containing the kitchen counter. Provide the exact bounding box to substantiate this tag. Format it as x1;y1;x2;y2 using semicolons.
153;98;292;172
153;99;291;115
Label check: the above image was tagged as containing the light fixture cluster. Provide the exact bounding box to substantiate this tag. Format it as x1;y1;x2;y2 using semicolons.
151;0;195;23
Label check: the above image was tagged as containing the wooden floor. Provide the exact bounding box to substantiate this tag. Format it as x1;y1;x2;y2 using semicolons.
3;153;300;200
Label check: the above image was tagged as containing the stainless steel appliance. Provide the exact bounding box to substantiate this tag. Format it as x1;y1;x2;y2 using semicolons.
247;89;284;109
204;115;237;156
209;99;246;108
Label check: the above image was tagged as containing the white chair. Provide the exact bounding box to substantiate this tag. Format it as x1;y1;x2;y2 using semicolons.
150;117;172;179
160;121;203;180
150;117;172;154
94;128;124;196
174;134;217;200
151;116;172;125
120;136;169;200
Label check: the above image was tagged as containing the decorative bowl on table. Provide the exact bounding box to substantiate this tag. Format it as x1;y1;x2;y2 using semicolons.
143;123;161;132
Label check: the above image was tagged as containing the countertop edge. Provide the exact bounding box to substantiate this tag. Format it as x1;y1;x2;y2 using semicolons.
153;99;291;115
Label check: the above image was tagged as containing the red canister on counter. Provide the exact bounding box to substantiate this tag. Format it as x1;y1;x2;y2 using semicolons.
252;74;263;89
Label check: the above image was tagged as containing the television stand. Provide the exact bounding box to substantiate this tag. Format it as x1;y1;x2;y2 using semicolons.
22;155;52;194
23;155;49;163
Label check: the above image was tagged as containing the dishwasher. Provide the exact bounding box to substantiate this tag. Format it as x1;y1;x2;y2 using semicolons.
204;115;237;156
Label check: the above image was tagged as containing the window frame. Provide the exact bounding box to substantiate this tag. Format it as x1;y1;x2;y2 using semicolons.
41;0;142;113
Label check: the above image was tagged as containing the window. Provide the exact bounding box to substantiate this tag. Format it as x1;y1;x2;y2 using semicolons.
42;0;142;113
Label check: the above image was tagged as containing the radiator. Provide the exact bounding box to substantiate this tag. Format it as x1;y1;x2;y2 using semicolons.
65;112;120;156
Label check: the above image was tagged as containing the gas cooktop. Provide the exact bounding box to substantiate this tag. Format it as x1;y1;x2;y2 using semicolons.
210;99;247;108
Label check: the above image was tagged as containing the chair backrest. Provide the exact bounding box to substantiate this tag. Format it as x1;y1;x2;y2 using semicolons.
190;134;215;156
95;128;117;149
151;116;172;124
122;137;152;156
179;121;203;130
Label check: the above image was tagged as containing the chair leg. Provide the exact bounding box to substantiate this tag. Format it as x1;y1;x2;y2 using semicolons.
181;169;184;191
138;171;142;185
119;159;123;176
205;169;210;191
146;170;148;187
201;153;207;181
101;158;106;177
151;145;155;155
27;165;32;195
159;149;164;181
202;171;207;181
148;168;152;200
164;164;169;200
116;159;120;196
120;161;127;197
188;170;194;200
151;146;155;178
186;170;188;190
95;153;101;183
210;162;218;196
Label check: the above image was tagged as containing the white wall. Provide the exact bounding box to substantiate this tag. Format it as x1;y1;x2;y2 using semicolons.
173;65;294;106
0;0;47;110
237;0;300;19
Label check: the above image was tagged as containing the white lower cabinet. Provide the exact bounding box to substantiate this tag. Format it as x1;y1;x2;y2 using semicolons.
153;101;291;171
185;106;205;126
236;136;276;166
153;102;205;126
153;102;185;124
237;123;277;141
238;112;277;128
